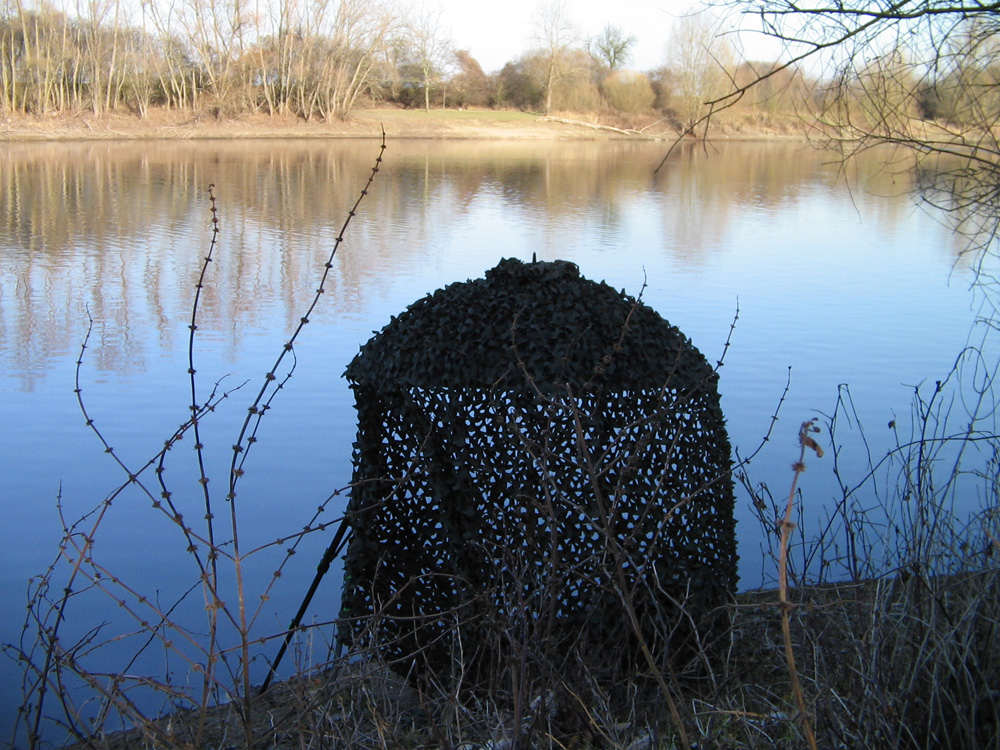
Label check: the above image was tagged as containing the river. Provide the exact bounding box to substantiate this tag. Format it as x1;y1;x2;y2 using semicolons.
0;138;988;738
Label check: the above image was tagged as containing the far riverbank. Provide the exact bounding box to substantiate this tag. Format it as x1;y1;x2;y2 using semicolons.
0;106;808;142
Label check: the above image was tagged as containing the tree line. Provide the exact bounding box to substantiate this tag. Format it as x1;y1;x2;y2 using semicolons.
2;0;998;136
0;0;792;127
0;0;400;120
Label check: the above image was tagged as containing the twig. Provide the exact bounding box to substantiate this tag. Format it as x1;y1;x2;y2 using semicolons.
778;419;823;750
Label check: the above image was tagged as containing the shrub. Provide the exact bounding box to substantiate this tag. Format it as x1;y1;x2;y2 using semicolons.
602;70;656;114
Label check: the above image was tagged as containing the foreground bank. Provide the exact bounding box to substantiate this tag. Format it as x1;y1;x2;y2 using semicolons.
60;573;999;750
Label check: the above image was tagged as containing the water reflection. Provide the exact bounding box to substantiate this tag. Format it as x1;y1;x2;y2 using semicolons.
0;139;940;392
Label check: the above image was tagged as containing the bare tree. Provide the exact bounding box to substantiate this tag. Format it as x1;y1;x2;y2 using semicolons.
140;1;197;110
591;23;636;71
241;0;398;120
712;0;1000;261
1;0;78;114
532;0;578;114
174;0;254;111
318;0;399;119
122;22;160;117
250;0;297;116
665;12;735;132
406;2;451;111
77;0;124;115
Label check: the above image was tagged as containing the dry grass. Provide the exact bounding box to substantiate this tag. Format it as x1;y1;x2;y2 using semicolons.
0;107;619;142
56;566;999;749
0;105;811;143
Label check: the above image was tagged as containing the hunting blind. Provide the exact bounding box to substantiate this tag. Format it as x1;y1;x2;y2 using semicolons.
338;257;737;688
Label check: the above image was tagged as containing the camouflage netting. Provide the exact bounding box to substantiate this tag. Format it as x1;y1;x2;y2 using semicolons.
338;258;737;693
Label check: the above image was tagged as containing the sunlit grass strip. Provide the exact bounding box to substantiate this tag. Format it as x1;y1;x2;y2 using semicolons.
369;108;540;122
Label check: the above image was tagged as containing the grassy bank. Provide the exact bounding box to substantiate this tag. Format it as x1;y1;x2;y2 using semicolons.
0;106;808;142
62;570;1000;750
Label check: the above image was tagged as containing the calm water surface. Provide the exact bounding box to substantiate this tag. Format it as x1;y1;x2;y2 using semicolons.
0;139;984;733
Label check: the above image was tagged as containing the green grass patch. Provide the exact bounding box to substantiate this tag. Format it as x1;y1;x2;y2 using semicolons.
366;107;539;123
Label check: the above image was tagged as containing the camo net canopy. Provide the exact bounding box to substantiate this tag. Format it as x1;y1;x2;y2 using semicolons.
338;258;737;687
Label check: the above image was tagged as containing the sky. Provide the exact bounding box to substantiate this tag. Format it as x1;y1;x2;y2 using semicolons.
436;0;783;74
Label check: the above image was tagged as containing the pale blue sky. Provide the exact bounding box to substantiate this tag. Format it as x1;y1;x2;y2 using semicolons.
436;0;783;73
